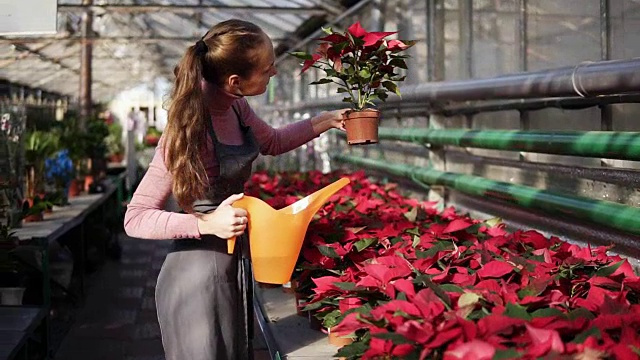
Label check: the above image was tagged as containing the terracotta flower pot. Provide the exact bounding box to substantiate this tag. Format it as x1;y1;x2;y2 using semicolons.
343;109;380;145
327;327;354;347
23;212;44;223
68;179;81;198
84;175;94;192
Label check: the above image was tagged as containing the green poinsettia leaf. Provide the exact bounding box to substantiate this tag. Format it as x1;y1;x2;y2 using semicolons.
354;237;377;252
321;26;333;34
373;332;412;344
382;81;400;96
335;341;368;358
504;303;531;320
531;308;566;318
568;308;595;320
421;241;454;258
595;260;625;277
492;349;523;360
571;327;601;344
309;78;334;85
322;309;342;328
289;51;313;60
334;282;357;291
337;87;350;93
302;301;323;311
440;284;465;293
388;58;407;69
318;245;340;258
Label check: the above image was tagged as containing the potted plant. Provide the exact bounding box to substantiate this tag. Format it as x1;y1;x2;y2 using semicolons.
292;22;415;145
105;122;125;164
45;149;75;203
24;131;60;199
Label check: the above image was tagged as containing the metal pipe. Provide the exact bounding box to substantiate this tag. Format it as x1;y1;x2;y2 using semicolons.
58;4;326;15
0;35;288;44
450;191;640;259
444;149;640;189
282;58;640;111
377;127;640;161
334;154;640;236
79;0;93;130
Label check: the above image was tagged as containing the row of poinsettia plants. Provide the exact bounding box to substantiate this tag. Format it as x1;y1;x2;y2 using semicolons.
244;170;640;360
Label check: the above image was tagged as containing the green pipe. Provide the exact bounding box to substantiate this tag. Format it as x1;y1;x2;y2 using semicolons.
377;128;640;160
334;154;640;236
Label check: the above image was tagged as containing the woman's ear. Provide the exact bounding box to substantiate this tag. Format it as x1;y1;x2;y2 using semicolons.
225;74;241;94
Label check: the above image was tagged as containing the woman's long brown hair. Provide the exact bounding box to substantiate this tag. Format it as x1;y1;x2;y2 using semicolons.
164;19;266;211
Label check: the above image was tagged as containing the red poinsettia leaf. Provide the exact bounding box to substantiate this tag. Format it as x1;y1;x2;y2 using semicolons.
363;337;392;358
623;277;640;292
395;320;432;344
386;39;411;51
347;21;367;38
443;340;496;360
362;31;397;46
413;288;447;319
610;259;636;277
317;33;348;44
525;324;565;357
392;344;415;357
426;327;462;349
311;276;341;294
609;344;640;360
477;260;513;279
300;53;322;73
475;279;501;293
392;278;416;299
478;314;525;336
443;219;473;234
331;312;367;336
339;298;363;313
371;300;422;319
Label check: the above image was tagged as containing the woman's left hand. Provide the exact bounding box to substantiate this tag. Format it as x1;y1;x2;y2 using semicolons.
311;108;350;134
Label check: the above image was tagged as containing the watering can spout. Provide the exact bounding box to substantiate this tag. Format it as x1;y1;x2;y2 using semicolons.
228;177;350;284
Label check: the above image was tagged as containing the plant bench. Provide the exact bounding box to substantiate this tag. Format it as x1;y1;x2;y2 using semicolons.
0;306;48;360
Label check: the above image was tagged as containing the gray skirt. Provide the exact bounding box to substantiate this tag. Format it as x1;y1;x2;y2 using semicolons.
155;235;253;360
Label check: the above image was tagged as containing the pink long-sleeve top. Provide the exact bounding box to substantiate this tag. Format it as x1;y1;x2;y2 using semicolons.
124;84;319;240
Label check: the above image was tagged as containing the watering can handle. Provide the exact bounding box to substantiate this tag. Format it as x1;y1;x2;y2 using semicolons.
227;238;236;254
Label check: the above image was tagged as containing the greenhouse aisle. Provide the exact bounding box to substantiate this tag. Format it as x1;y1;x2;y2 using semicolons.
54;233;270;360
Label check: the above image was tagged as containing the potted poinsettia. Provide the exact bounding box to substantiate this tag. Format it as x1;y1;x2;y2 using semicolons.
291;22;415;145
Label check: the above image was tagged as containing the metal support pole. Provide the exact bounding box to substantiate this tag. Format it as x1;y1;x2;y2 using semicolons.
79;0;93;130
458;0;473;79
599;0;612;133
518;0;528;72
371;0;385;31
397;0;419;83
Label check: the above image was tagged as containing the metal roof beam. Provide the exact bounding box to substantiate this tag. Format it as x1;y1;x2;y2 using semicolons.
58;4;327;15
0;35;288;44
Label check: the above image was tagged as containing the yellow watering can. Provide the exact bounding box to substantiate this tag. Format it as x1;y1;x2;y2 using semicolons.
229;177;350;284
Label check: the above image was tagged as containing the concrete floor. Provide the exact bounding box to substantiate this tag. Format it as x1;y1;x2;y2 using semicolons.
54;233;269;360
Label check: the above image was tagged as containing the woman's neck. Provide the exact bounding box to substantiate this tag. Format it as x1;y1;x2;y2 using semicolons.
202;80;242;115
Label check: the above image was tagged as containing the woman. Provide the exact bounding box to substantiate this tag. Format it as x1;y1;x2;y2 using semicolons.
124;19;346;360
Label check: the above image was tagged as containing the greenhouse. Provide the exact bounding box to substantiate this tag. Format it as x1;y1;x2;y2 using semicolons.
2;0;640;359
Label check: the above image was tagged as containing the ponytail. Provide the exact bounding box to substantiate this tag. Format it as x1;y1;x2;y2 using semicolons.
164;45;209;212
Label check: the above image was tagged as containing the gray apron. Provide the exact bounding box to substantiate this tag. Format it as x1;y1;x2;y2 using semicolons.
156;105;259;360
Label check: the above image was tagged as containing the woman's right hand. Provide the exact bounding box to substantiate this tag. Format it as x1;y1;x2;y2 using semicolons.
196;193;248;239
